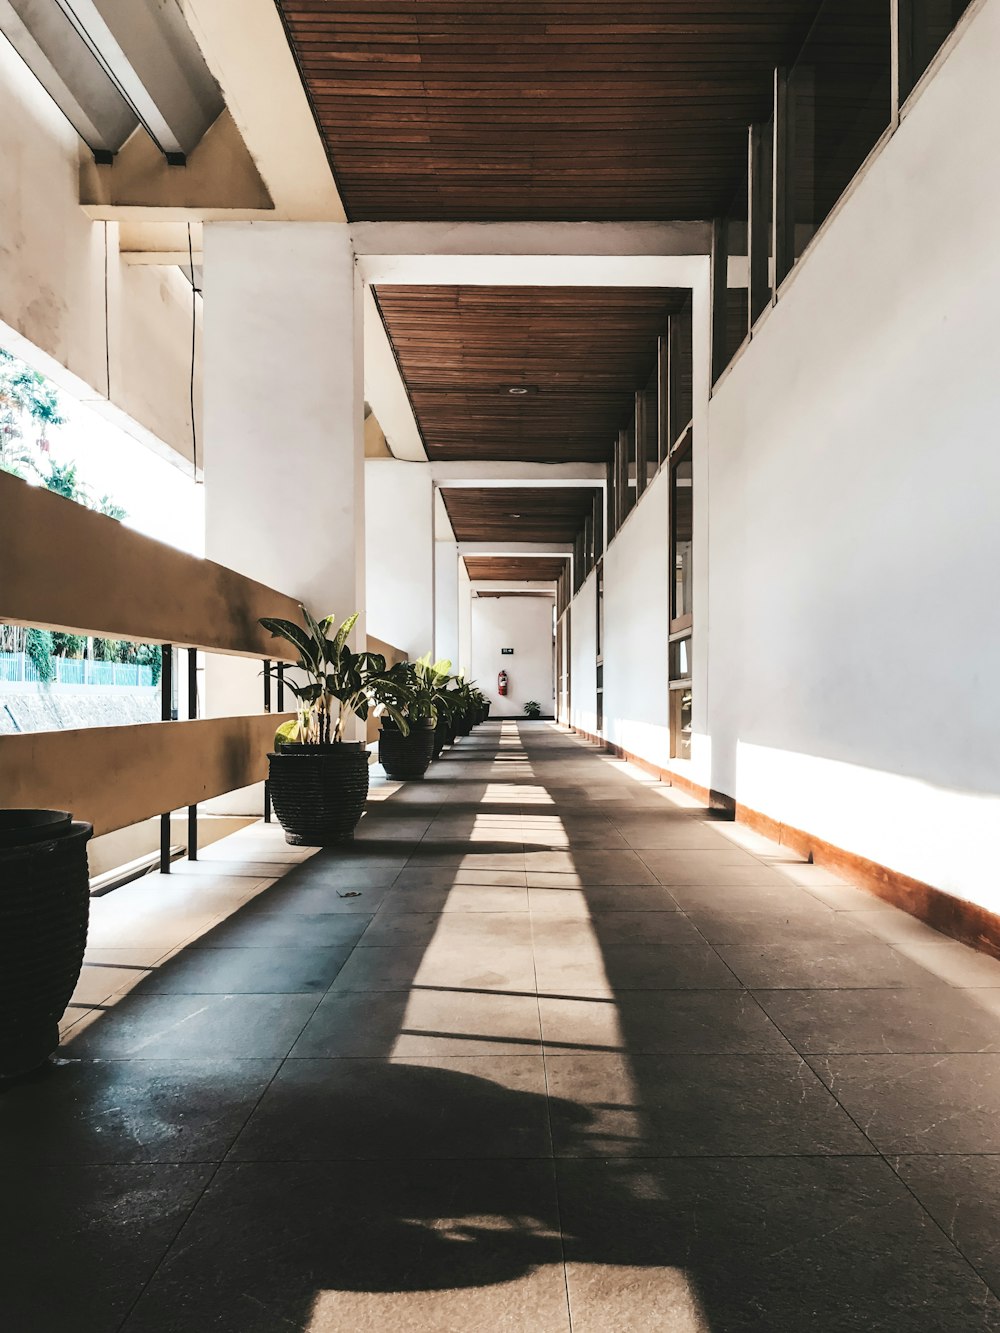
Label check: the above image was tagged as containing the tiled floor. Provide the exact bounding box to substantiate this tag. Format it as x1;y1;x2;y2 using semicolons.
3;721;1000;1331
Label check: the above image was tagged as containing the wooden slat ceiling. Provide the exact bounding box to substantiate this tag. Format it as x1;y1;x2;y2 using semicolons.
442;487;597;543
276;1;822;222
377;286;686;463
465;556;567;582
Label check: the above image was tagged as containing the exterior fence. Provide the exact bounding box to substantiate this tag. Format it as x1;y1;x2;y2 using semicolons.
0;652;155;687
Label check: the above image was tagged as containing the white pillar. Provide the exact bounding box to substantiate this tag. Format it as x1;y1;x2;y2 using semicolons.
434;537;459;667
364;457;434;658
203;222;365;619
200;222;366;805
457;555;473;677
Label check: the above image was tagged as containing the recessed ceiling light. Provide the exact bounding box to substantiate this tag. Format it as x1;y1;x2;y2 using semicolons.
510;512;522;518
505;384;537;396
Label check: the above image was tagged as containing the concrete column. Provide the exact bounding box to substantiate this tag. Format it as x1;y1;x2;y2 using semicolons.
200;222;365;804
434;537;460;668
365;457;434;658
203;221;364;618
457;556;473;678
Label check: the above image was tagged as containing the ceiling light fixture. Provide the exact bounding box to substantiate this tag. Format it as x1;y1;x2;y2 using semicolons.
505;384;537;396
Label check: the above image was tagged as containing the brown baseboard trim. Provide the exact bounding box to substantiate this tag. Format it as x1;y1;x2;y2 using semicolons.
569;725;1000;961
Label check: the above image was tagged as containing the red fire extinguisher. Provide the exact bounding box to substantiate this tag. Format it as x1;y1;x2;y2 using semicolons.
498;670;509;697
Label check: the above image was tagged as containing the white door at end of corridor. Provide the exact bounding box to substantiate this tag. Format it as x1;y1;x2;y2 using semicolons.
470;597;555;717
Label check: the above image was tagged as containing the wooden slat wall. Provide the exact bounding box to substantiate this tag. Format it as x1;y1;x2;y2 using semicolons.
376;286;687;463
441;488;597;542
277;0;820;222
0;714;292;838
1;472;300;661
465;556;568;581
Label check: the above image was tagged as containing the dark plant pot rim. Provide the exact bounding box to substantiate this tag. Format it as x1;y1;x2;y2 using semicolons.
270;742;364;755
380;717;436;732
0;809;74;849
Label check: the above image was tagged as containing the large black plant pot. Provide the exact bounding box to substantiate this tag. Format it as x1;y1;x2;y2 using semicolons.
455;713;474;737
268;744;369;845
0;810;92;1079
379;718;435;780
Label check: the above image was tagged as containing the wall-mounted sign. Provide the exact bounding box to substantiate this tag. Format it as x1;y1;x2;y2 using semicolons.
501;648;514;655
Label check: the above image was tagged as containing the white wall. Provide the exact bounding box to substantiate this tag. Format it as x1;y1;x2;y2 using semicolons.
434;541;460;667
471;597;554;717
602;464;672;764
365;458;434;656
569;571;598;735
0;38;201;467
706;0;1000;910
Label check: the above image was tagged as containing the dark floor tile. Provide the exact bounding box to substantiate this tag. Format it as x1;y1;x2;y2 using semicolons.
331;942;537;993
639;850;789;887
718;940;947;990
539;990;791;1055
534;942;740;993
0;1058;279;1163
205;910;372;947
291;988;542;1057
523;850;658;883
893;1155;1000;1294
360;911;532;949
66;992;321;1059
0;1163;212;1333
528;882;681;913
665;880;824;912
808;1053;1000;1153
545;1053;871;1156
756;987;1000;1054
228;1056;553;1160
122;1160;569;1333
141;946;351;993
382;882;530;912
687;908;872;947
532;912;702;948
557;1157;1000;1332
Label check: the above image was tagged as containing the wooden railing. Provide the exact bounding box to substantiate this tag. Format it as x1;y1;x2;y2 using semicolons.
0;472;408;840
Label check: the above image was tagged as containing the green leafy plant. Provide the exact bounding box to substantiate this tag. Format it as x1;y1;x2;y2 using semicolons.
25;628;54;684
260;608;414;745
524;699;542;719
382;653;458;728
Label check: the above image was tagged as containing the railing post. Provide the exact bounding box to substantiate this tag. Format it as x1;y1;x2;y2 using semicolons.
263;658;272;823
160;644;173;875
187;647;198;861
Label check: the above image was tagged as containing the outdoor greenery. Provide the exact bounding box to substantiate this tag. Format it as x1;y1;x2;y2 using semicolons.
262;609;414;746
0;347;159;678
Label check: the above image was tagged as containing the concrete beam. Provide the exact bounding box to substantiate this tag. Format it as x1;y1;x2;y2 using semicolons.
431;462;605;486
458;543;572;556
353;222;710;288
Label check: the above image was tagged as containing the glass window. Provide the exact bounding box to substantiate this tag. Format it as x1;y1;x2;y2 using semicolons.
669;635;691;682
670;444;693;629
788;0;892;264
670;685;693;761
621;423;636;521
904;0;973;97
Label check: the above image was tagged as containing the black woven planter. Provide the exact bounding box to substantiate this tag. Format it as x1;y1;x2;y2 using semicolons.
379;717;435;780
456;713;474;737
267;744;369;845
0;810;92;1079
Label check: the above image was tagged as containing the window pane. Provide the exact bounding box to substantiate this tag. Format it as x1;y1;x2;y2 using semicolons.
789;0;891;263
907;0;972;94
669;635;691;681
641;364;659;485
670;685;693;761
671;452;693;624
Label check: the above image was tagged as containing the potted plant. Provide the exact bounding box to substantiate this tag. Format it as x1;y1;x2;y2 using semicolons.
378;654;454;780
0;809;92;1078
261;609;412;844
524;700;542;719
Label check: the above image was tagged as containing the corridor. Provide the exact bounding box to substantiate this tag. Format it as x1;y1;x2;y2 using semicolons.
4;722;1000;1331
